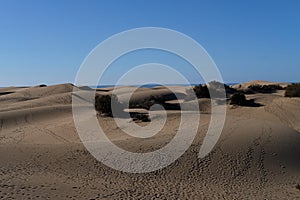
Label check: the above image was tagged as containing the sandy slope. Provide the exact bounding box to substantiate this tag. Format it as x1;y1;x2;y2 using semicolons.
0;83;299;199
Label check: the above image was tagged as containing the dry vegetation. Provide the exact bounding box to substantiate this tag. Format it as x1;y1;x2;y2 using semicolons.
230;93;248;106
248;84;283;93
95;94;121;116
285;83;300;97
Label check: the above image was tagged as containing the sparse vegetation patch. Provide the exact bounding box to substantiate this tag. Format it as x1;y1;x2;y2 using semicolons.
185;81;236;101
132;113;151;122
95;94;123;116
248;84;283;93
230;93;248;106
285;83;300;97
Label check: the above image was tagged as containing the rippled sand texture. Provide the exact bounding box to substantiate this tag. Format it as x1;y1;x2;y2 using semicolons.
0;82;299;199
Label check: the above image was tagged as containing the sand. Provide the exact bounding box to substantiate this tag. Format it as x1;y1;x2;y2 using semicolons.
0;82;299;199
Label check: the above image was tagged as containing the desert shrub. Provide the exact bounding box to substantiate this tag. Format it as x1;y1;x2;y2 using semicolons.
225;85;238;94
95;94;122;116
185;88;198;101
184;88;194;101
191;84;210;99
209;80;237;91
208;80;227;89
296;184;300;190
133;113;151;122
209;81;236;98
129;94;177;110
248;84;283;93
129;95;158;110
230;93;248;106
285;83;300;97
185;81;235;101
185;84;213;101
194;84;210;98
208;80;235;91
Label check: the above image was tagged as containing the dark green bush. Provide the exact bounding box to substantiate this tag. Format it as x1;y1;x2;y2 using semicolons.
95;94;122;116
129;95;158;110
184;84;209;101
185;84;212;101
196;84;210;98
248;84;283;93
208;80;232;90
230;93;248;106
185;81;235;101
134;113;150;122
193;84;210;98
129;93;177;110
208;81;236;98
285;83;300;97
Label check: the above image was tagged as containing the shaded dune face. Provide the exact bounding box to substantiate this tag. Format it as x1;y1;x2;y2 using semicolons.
0;83;299;199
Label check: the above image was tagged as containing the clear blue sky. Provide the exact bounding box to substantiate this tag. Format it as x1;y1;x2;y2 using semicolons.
0;0;299;86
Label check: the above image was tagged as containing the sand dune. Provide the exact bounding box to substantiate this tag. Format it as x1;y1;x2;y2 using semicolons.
0;82;299;199
232;80;289;90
